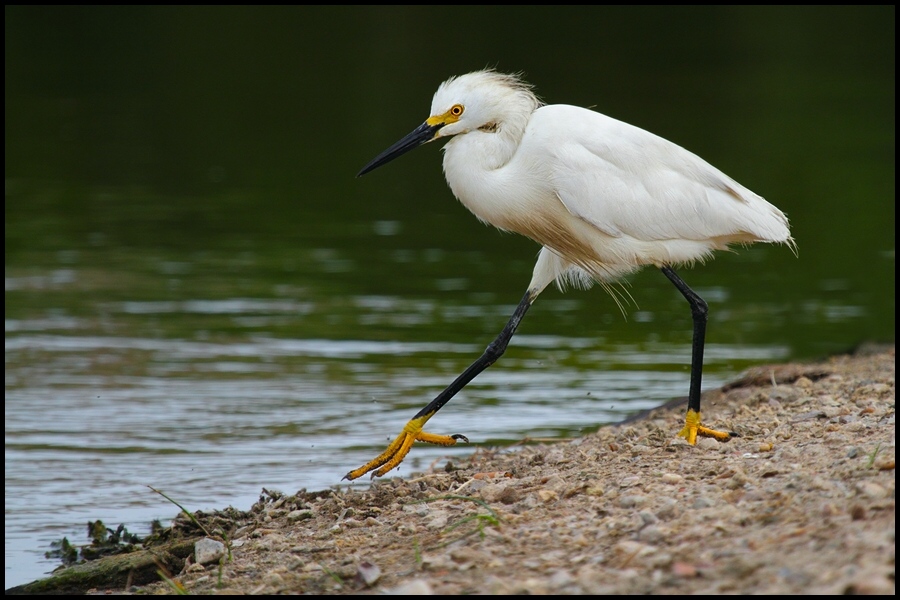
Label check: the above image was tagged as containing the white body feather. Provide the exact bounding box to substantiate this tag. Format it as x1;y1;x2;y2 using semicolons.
432;71;793;296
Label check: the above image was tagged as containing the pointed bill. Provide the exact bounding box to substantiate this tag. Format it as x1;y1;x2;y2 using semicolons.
357;121;443;177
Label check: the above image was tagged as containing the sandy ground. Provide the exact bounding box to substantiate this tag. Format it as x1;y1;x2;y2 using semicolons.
130;345;893;594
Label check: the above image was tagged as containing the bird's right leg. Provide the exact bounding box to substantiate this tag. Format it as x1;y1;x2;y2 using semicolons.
661;266;735;444
344;290;534;480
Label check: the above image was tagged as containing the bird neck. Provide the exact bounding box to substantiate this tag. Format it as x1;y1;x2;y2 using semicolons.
444;120;525;173
440;122;530;230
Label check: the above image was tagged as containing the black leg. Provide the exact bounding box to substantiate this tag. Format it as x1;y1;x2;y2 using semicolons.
412;290;533;422
660;266;708;414
659;266;734;444
345;290;533;479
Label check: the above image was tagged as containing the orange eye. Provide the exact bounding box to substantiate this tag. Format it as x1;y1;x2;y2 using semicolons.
450;104;464;117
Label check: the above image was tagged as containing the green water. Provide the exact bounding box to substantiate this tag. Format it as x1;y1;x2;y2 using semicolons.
4;6;893;589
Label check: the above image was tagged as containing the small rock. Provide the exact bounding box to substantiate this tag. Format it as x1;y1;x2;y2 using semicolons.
726;470;750;490
874;455;895;470
479;483;505;502
450;547;488;565
855;481;888;500
342;518;365;528
356;560;381;586
769;386;802;403
824;431;848;445
548;569;574;588
386;579;434;595
538;489;558;502
619;495;646;508
820;501;840;517
480;483;520;504
263;570;285;587
672;561;699;577
661;473;683;484
630;444;654;455
611;540;654;564
425;511;450;530
842;568;895;594
402;503;430;517
692;496;715;509
791;410;827;422
546;449;567;464
655;498;678;520
794;376;814;389
639;510;658;526
638;525;664;544
194;537;226;565
697;437;721;450
498;486;522;504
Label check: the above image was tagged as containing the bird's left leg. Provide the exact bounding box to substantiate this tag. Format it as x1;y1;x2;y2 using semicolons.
344;290;534;480
660;266;736;444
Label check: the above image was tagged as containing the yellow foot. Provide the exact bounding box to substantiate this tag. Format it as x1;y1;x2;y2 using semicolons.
676;409;737;445
344;418;468;480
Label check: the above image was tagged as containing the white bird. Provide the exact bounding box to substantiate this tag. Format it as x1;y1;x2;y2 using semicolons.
345;69;794;481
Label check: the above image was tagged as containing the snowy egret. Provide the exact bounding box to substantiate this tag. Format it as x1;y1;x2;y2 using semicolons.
345;70;794;481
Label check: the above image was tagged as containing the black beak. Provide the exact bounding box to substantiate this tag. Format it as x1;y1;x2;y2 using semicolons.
357;121;444;177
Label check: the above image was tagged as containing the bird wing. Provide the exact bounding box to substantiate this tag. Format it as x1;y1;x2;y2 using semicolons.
540;107;778;243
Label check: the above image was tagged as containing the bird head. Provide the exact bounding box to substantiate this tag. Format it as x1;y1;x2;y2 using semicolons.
357;70;540;177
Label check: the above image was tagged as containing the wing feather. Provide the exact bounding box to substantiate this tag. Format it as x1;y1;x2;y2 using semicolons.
528;106;790;245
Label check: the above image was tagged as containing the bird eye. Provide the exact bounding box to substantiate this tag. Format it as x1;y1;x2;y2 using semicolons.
450;104;464;117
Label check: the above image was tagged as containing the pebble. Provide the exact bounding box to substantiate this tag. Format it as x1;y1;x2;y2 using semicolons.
655;498;678;520
697;437;721;450
386;579;435;595
692;496;715;509
548;569;575;588
770;386;803;403
342;518;365;528
639;510;658;525
854;481;888;500
619;495;646;508
357;560;381;586
480;483;520;504
638;526;664;543
194;537;225;565
425;511;450;530
538;489;559;502
874;455;894;470
672;561;699;577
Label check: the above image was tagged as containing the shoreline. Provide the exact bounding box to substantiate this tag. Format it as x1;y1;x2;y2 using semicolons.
9;344;895;595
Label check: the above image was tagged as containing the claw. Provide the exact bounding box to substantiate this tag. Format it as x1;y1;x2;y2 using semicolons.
677;409;733;445
344;418;468;481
